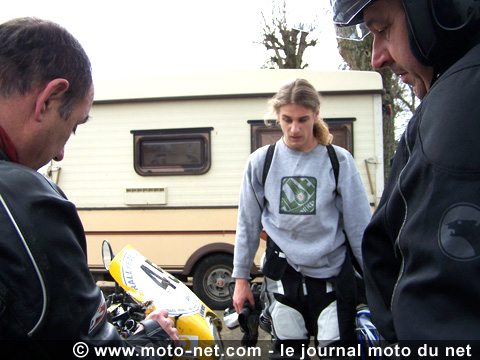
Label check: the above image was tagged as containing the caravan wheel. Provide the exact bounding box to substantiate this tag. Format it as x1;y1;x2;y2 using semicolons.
192;254;233;310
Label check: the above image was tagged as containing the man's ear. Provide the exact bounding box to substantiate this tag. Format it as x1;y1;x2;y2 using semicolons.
34;79;70;121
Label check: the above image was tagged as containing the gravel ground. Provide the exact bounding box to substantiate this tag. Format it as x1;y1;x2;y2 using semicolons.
214;310;273;359
214;309;270;341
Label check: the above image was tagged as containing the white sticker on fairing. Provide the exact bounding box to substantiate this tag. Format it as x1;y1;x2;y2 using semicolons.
88;293;106;334
119;248;202;317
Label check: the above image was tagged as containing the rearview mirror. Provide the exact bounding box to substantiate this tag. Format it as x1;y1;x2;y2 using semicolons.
102;240;115;270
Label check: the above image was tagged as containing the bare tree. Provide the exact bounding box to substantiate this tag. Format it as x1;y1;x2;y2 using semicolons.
260;0;318;69
336;32;416;180
392;79;419;139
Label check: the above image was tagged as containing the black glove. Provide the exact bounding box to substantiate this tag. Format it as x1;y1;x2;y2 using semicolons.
238;283;262;347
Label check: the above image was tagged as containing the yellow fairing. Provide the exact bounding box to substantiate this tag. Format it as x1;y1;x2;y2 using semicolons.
108;245;224;360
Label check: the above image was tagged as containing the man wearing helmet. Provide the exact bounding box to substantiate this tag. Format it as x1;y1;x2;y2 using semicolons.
332;0;480;344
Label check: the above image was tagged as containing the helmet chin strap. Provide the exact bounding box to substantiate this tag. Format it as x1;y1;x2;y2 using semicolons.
402;0;436;64
405;17;433;67
404;21;445;90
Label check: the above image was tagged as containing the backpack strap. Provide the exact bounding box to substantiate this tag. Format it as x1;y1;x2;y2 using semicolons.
326;144;364;277
262;143;276;185
326;144;339;187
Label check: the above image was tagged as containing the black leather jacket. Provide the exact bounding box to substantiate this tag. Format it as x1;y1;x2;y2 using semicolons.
363;43;480;342
0;149;173;359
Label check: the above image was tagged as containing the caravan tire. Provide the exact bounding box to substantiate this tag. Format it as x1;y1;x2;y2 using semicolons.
192;254;233;310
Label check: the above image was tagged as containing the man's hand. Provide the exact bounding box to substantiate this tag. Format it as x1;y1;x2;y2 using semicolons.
136;308;180;346
232;278;255;314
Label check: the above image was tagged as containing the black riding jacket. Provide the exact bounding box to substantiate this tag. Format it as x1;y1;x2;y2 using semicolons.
363;43;480;342
0;150;173;359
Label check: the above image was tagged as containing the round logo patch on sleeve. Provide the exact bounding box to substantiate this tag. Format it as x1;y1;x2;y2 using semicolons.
439;203;480;261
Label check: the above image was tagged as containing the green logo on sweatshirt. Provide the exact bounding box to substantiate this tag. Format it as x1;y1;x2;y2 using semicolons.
280;177;316;214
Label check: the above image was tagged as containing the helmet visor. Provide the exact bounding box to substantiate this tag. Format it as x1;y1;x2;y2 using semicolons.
432;0;480;30
334;23;370;40
331;0;373;25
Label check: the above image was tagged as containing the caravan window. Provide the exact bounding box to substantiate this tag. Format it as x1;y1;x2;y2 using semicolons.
248;118;354;154
131;128;213;176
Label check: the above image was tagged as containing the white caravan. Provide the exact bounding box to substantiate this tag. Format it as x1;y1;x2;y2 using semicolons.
47;69;384;309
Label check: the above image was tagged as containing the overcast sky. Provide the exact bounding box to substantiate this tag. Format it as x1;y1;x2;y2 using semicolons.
2;0;343;83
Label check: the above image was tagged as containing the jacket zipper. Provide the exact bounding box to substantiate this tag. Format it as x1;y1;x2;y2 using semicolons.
390;123;412;311
0;193;47;336
302;275;308;296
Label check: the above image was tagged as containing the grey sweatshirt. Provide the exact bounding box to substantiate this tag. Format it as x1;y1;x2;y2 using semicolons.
233;138;372;279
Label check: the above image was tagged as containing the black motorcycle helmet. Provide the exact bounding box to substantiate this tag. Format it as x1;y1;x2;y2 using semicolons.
332;0;480;70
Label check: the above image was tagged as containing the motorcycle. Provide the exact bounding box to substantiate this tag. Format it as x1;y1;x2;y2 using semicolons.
101;240;224;360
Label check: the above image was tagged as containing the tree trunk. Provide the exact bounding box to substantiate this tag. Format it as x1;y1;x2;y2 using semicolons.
337;35;396;182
